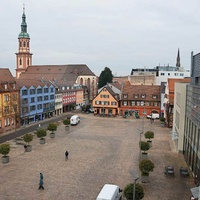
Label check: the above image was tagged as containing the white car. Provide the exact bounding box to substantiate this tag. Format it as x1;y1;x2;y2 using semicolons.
146;113;159;119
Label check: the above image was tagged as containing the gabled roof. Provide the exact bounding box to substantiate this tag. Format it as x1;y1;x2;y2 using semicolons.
122;85;161;101
0;68;15;83
98;85;120;101
19;64;95;85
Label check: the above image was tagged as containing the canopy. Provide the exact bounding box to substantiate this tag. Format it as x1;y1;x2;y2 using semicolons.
190;186;200;198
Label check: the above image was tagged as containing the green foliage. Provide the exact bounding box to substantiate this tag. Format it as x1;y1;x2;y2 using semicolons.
0;143;10;156
63;119;70;125
160;117;165;122
124;183;144;200
23;134;33;144
139;141;150;152
144;131;154;141
36;129;47;139
98;67;113;89
139;159;155;174
47;123;57;133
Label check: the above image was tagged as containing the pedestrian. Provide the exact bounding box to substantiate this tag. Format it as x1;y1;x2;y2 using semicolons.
65;150;69;160
38;178;44;190
40;172;43;180
24;144;27;152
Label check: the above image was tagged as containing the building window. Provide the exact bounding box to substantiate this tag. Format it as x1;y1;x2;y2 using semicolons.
5;84;8;89
37;88;42;94
37;104;42;110
161;73;165;76
20;41;22;47
27;59;29;65
134;94;139;98
154;102;158;106
37;96;43;102
13;84;16;89
31;97;35;103
168;73;170;76
141;101;145;106
4;94;9;102
145;102;150;106
123;101;127;106
30;89;36;95
4;106;9;114
111;102;117;106
131;101;135;106
51;88;54;92
22;89;28;96
95;101;100;105
22;107;28;114
30;105;36;111
50;95;54;100
44;96;49;101
141;94;146;99
44;88;48;93
20;59;22;65
12;94;17;101
0;120;2;128
137;101;140;106
152;95;157;99
23;41;26;47
123;94;128;98
27;41;29;47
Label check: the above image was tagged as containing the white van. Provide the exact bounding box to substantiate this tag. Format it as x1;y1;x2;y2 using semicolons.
70;115;80;125
96;184;123;200
146;113;159;119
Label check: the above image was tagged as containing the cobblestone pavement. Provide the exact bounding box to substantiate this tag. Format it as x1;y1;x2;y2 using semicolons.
0;114;195;200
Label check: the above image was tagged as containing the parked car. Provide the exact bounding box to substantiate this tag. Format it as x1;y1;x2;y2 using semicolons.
89;108;94;113
146;113;159;119
70;115;80;125
96;184;122;200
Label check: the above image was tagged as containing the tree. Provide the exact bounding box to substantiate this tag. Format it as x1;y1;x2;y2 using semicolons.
23;133;33;145
124;183;144;200
47;123;57;133
98;67;113;89
63;119;70;125
0;143;10;156
36;129;47;140
139;159;155;176
144;131;154;141
140;141;150;153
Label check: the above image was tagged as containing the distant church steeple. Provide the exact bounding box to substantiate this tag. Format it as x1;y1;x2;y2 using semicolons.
16;5;33;79
176;48;181;68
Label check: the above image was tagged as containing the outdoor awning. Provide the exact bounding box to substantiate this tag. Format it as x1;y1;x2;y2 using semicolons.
190;186;200;198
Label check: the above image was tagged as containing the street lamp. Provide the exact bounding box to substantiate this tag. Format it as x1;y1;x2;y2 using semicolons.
137;128;143;161
133;177;139;200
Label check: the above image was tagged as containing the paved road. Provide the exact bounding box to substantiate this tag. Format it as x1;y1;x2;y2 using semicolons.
0;113;195;200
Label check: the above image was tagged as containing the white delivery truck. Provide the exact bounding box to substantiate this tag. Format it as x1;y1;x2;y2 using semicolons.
96;184;123;200
70;115;80;125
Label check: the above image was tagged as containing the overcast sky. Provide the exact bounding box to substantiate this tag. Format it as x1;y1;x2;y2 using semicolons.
1;0;200;77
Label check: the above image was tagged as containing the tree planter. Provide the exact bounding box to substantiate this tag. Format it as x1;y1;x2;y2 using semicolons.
147;140;152;147
2;156;9;164
40;138;46;144
50;132;55;138
65;125;70;131
25;145;32;152
161;122;165;127
141;175;149;183
141;153;148;160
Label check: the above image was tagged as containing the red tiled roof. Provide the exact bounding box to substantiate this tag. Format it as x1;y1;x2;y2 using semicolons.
122;85;161;101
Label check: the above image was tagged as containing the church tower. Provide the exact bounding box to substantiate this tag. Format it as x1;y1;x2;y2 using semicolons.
176;48;180;68
16;6;32;78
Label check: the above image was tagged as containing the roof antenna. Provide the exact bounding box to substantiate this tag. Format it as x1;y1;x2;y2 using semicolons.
23;3;25;13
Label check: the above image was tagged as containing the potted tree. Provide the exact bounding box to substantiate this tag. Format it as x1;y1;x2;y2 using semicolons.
144;131;154;147
23;133;33;152
124;182;144;200
0;143;10;164
63;119;70;131
36;129;47;144
139;159;155;183
140;141;150;160
160;117;166;127
47;123;57;138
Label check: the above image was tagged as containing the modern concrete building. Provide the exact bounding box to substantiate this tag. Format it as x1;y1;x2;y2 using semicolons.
183;52;200;179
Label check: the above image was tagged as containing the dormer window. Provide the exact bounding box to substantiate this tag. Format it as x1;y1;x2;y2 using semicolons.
123;94;128;98
134;94;139;98
13;84;16;89
141;94;146;99
5;84;8;90
152;94;157;99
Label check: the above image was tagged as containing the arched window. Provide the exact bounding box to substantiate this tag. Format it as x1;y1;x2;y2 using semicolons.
23;41;26;47
20;41;22;47
19;59;22;65
27;42;29;47
27;59;29;65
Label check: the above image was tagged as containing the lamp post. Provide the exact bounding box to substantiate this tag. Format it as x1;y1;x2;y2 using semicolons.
133;177;139;200
137;128;143;161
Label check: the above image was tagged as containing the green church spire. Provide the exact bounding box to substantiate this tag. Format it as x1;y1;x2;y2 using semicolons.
18;5;30;38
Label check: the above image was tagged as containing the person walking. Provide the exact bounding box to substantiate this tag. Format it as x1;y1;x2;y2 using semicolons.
65;150;69;160
38;178;44;190
40;172;43;180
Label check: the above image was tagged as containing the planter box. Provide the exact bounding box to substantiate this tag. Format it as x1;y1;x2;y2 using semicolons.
141;153;148;160
40;138;46;144
2;156;9;164
141;175;149;183
147;140;152;147
50;133;55;138
26;145;32;152
65;125;70;131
